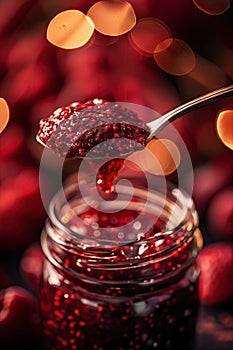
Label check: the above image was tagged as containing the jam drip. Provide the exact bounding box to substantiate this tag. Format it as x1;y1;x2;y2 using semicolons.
96;158;125;193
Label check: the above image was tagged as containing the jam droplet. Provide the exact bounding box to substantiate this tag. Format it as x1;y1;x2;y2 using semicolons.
96;158;125;194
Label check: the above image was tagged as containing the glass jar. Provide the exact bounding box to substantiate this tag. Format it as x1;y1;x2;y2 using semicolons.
39;178;203;350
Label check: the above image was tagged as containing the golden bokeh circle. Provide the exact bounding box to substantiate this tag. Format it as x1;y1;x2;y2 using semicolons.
0;97;10;133
46;10;95;49
87;0;136;36
145;138;181;175
153;38;196;76
129;17;171;55
125;138;180;176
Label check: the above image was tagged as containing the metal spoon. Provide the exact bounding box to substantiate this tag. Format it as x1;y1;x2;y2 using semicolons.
146;84;233;142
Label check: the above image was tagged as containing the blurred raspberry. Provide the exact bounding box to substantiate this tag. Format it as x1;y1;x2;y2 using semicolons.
57;45;107;80
56;46;111;104
6;31;48;70
0;0;38;38
0;286;41;344
0;162;46;253
197;242;233;305
57;73;110;106
207;187;233;240
192;156;233;214
20;242;44;294
195;118;229;159
0;123;25;161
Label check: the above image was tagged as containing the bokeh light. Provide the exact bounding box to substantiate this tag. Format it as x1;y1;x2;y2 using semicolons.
145;138;181;175
87;0;136;36
216;110;233;150
194;228;204;251
125;138;180;176
46;10;95;49
192;0;230;15
153;38;196;76
0;97;10;133
129;18;171;56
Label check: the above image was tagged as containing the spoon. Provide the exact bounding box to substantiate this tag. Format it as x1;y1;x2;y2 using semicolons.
36;84;233;158
146;84;233;142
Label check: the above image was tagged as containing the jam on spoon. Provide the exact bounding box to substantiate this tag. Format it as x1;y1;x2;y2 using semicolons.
36;98;150;193
36;84;233;193
36;98;150;159
37;84;233;157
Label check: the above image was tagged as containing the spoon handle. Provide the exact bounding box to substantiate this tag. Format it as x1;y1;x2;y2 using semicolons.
147;84;233;141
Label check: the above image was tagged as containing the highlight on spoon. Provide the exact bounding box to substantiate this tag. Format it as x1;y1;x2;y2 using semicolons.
0;97;10;133
46;10;95;49
153;38;196;76
129;18;171;56
216;110;233;150
87;0;136;36
192;0;230;15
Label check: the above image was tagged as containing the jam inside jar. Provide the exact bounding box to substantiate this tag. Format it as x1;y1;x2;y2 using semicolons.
40;179;202;350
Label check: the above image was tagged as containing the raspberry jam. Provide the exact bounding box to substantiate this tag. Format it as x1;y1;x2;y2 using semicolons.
36;99;150;193
39;180;202;350
36;99;149;159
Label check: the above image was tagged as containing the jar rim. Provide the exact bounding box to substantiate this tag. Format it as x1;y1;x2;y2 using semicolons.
47;180;197;249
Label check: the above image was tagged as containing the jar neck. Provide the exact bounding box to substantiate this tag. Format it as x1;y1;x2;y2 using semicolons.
46;181;198;246
41;181;201;286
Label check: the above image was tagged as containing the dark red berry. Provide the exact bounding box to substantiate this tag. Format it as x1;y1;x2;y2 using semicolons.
192;157;233;214
0;124;25;161
0;286;41;343
197;242;233;305
20;242;44;294
0;163;46;253
207;188;233;240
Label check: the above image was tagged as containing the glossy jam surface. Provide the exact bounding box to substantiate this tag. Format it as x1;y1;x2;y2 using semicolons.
36;99;149;159
96;158;125;193
40;197;199;350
